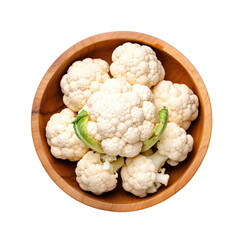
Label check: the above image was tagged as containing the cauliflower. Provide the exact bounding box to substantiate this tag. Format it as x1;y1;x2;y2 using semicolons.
60;58;110;112
153;80;199;130
45;108;89;161
75;151;124;195
121;151;169;198
110;42;165;88
42;41;201;200
157;122;194;166
73;78;168;157
121;122;193;198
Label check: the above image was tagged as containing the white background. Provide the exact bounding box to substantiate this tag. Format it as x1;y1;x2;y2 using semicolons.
1;0;239;239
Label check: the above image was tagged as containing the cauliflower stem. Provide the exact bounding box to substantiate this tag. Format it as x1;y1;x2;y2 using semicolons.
148;151;168;170
102;156;125;173
141;106;168;152
111;157;125;173
147;151;168;171
144;151;169;188
72;110;105;153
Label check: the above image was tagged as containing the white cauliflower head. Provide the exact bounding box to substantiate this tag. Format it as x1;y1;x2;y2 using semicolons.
157;122;194;166
121;153;169;198
45;108;89;161
60;58;110;112
110;42;165;88
85;78;157;157
153;80;199;130
75;151;120;195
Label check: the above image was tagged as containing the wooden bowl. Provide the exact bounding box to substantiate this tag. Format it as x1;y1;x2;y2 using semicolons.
31;31;212;212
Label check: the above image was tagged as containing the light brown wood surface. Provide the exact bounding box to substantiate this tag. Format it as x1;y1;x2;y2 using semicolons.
31;31;212;212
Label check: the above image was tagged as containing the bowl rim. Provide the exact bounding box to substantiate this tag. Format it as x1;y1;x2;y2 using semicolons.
31;31;212;212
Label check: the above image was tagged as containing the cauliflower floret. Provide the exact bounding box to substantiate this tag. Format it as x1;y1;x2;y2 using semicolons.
75;151;123;195
153;80;199;130
110;42;165;88
132;84;154;101
100;154;117;163
46;108;89;161
157;122;194;166
86;121;102;141
86;78;157;157
99;76;132;93
60;58;110;112
101;137;126;156
121;153;169;198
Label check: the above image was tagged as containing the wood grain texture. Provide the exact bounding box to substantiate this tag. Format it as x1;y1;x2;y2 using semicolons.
31;31;212;212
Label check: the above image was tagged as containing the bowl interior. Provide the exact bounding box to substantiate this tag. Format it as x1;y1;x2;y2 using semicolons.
35;36;205;210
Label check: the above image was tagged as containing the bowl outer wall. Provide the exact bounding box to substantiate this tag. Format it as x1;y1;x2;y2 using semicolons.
31;31;212;212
